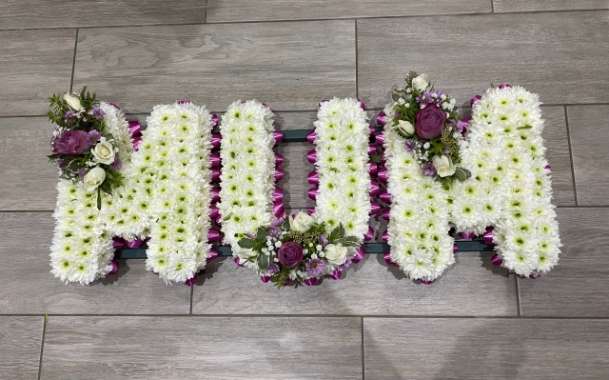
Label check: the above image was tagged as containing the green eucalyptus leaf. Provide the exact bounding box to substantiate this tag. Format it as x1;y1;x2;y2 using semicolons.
257;253;269;270
256;226;266;241
455;167;472;182
238;239;255;249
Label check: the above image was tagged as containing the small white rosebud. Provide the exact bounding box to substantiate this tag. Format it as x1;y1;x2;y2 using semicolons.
275;241;282;248
303;249;308;254
316;245;322;251
63;93;82;111
311;254;318;259
398;98;406;105
423;142;430;149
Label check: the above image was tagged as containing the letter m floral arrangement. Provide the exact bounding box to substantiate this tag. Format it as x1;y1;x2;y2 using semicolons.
48;89;128;209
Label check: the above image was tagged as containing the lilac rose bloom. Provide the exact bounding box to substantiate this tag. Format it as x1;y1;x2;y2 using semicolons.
415;103;446;140
277;241;304;268
52;130;90;155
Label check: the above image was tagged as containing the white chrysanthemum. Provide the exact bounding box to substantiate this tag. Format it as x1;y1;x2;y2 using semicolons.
50;103;131;284
383;101;455;282
451;86;561;276
312;98;371;266
218;100;277;274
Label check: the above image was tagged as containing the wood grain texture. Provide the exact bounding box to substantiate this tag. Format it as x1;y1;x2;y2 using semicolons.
0;213;190;314
0;30;75;116
519;207;609;317
206;0;492;22
494;0;609;12
0;118;58;210
0;1;206;30
357;11;609;108
541;106;576;206
364;318;609;380
192;252;518;316
568;105;609;205
0;317;43;380
73;21;356;114
41;316;362;380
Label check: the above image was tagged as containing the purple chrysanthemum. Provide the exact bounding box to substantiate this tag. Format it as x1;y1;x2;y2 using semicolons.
306;259;325;276
404;140;416;152
64;110;76;119
422;163;436;176
91;108;105;120
443;147;450;154
268;263;280;275
55;158;64;166
110;158;122;171
77;168;85;178
88;130;101;144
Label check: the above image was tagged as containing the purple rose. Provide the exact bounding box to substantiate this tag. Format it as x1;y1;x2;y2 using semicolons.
277;241;303;268
52;130;90;155
415;103;446;140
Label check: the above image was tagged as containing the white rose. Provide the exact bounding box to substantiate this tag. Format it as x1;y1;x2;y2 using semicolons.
396;120;414;136
411;74;429;93
63;93;82;111
324;244;348;266
289;211;314;233
83;166;106;192
91;138;116;165
432;155;457;178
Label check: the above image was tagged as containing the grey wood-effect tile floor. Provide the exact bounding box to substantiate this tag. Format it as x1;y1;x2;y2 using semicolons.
0;1;608;379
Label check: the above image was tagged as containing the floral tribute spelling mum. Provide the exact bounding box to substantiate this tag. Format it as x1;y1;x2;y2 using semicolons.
220;98;374;287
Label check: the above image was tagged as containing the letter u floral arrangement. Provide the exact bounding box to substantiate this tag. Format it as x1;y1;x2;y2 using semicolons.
48;73;561;287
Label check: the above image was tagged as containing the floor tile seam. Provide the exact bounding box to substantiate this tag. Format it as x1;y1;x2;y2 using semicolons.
563;106;580;206
5;314;609;320
3;8;609;33
37;317;46;380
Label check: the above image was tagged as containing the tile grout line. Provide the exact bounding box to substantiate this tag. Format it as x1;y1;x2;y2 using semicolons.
204;0;207;24
5;7;609;32
355;19;359;99
491;0;495;13
3;314;609;319
69;28;78;93
563;106;579;206
37;317;47;380
361;317;366;380
515;275;522;317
